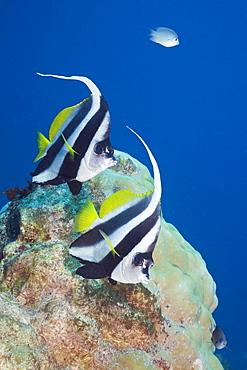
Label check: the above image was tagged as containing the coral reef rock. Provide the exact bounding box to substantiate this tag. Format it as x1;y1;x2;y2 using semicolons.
0;150;223;370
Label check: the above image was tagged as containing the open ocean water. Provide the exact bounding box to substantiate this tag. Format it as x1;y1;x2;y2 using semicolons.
1;1;247;368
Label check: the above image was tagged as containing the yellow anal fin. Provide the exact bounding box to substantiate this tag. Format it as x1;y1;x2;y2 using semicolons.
34;131;50;162
99;189;154;219
61;133;78;161
75;198;100;232
99;229;120;257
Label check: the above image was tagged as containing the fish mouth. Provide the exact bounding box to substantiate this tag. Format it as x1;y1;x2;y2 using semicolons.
107;156;117;166
141;274;150;284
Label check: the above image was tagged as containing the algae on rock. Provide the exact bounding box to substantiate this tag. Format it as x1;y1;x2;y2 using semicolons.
0;150;223;370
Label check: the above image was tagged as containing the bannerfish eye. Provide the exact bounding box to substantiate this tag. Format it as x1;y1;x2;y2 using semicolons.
175;38;178;41
94;144;104;155
133;254;144;266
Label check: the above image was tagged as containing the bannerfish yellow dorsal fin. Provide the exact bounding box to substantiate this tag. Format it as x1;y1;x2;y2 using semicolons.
33;131;51;162
75;198;100;232
99;189;153;219
99;229;120;257
49;103;79;142
48;96;91;142
61;133;79;161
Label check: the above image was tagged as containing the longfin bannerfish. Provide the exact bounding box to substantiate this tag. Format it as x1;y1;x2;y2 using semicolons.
211;326;228;349
70;126;162;285
31;73;116;195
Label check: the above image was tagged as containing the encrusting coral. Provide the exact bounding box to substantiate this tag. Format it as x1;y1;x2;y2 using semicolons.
0;150;223;370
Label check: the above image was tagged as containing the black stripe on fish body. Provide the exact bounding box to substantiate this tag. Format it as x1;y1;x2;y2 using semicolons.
31;96;93;177
76;261;109;279
101;204;161;274
75;252;154;283
70;195;153;249
110;219;160;284
58;103;112;181
63;96;110;157
70;225;105;249
70;127;162;282
69;196;155;275
37;137;113;190
32;95;113;188
71;202;160;280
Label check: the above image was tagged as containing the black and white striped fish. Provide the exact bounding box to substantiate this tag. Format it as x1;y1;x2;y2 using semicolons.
31;73;115;195
70;127;162;285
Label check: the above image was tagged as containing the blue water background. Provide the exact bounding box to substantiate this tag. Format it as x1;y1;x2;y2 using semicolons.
1;1;246;368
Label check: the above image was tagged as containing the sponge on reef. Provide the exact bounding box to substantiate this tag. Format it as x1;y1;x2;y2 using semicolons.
0;150;223;370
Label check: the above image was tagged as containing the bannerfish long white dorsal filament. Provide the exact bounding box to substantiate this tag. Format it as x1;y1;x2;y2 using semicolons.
69;126;162;284
31;73;115;195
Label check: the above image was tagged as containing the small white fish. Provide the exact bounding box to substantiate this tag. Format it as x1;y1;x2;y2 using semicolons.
150;27;179;48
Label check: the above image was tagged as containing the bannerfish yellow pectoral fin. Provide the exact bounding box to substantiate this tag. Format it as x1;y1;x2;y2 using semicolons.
99;229;120;257
61;133;78;161
48;96;91;142
75;198;100;232
99;188;154;219
33;131;51;162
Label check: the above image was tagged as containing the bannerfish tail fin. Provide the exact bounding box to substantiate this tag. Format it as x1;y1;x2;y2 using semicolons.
61;133;78;160
99;189;152;219
33;131;50;162
126;126;162;199
76;262;108;279
68;180;82;195
99;229;120;257
36;72;101;97
75;198;100;232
